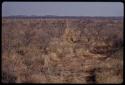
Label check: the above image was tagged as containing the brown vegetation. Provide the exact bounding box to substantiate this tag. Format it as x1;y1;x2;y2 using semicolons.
2;18;123;83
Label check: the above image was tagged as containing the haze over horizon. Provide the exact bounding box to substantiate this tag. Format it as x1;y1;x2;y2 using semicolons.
2;2;123;17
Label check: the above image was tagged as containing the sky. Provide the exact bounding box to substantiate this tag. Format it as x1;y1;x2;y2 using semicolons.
2;2;123;17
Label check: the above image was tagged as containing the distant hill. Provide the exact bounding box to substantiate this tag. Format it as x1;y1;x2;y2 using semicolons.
2;15;123;20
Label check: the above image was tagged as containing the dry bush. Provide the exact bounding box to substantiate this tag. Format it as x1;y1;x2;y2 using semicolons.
2;17;123;83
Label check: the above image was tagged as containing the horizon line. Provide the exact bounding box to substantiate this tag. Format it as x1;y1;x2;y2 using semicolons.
2;15;123;17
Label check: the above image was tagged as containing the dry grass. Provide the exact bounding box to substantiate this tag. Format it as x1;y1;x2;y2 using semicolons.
2;17;123;83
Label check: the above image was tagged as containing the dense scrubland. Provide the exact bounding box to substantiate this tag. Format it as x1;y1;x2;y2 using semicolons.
2;17;123;83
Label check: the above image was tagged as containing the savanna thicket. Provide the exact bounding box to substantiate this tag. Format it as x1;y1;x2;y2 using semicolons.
2;18;123;83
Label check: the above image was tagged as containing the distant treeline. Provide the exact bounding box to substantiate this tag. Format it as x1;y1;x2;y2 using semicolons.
2;16;123;20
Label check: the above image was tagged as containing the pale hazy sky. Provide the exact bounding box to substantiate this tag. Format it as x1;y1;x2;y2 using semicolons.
2;2;123;16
